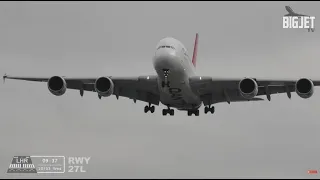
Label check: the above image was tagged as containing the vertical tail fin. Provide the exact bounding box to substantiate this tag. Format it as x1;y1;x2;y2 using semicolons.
192;33;199;68
285;6;294;14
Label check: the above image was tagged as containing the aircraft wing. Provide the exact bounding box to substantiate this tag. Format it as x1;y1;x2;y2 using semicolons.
189;76;320;105
284;14;308;17
296;14;308;16
3;75;160;105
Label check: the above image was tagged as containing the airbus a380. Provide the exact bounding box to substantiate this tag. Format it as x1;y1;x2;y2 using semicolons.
3;33;320;116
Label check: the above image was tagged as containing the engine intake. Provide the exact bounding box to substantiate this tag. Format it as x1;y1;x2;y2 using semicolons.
295;78;314;99
47;76;67;96
94;77;114;97
238;78;258;99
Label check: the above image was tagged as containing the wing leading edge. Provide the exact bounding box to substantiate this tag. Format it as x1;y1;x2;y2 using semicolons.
3;74;160;105
189;76;320;105
5;74;320;107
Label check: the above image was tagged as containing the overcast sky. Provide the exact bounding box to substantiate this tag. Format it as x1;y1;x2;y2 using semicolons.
1;1;320;178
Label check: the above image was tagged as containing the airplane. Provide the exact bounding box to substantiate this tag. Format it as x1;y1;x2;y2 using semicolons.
284;6;308;17
284;6;315;32
3;33;320;116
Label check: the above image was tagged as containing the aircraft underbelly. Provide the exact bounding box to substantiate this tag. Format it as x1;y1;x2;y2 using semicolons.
153;49;202;109
158;70;201;109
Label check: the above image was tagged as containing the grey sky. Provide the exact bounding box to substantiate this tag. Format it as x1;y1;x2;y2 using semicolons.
1;1;320;178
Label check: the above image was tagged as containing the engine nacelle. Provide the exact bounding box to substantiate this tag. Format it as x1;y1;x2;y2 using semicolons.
295;78;314;99
94;77;114;97
47;76;67;96
238;78;259;99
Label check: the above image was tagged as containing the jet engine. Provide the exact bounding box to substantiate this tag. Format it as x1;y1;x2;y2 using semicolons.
94;77;114;97
238;78;258;99
295;78;314;99
47;76;67;96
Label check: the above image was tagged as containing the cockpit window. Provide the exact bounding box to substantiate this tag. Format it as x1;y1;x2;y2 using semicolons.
157;45;175;50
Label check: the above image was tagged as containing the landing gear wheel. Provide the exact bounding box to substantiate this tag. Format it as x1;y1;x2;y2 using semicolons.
195;110;199;116
162;69;170;88
169;109;174;116
187;109;199;116
210;106;215;114
161;81;170;88
144;104;155;113
162;109;167;116
204;107;209;114
150;106;155;113
205;106;215;114
162;106;174;116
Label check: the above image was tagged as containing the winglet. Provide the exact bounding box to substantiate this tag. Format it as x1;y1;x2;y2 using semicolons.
3;73;7;84
192;33;199;68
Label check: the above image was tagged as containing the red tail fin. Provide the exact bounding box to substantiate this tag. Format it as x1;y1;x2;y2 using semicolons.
192;33;199;67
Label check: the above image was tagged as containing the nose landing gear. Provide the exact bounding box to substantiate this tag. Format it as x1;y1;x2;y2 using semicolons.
161;69;170;88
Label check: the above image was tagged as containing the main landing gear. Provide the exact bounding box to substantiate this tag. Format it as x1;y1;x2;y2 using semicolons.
162;106;174;116
144;103;155;113
187;109;199;116
204;106;215;114
161;69;170;88
188;104;199;116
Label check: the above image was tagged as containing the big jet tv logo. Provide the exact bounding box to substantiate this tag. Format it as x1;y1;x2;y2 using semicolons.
283;16;315;30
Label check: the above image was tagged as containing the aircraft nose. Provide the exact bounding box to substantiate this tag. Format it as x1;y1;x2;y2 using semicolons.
153;48;181;73
154;48;177;65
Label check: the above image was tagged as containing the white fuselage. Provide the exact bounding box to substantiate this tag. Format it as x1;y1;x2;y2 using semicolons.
153;37;202;110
